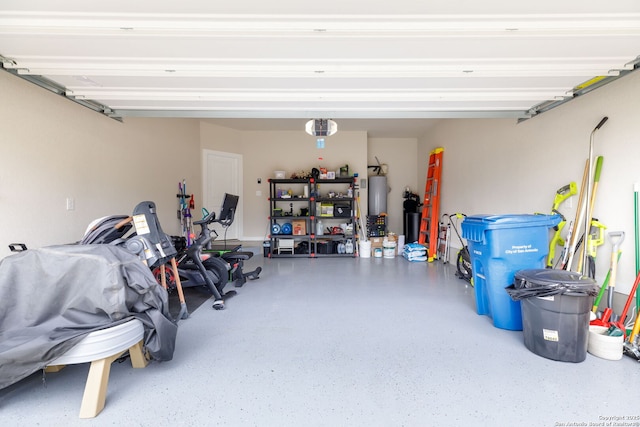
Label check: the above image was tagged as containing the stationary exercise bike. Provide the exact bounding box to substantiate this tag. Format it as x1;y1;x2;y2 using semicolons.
153;193;261;310
197;194;261;288
153;223;232;311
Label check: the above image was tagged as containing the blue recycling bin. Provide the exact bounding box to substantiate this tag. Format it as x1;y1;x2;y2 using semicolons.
461;214;561;330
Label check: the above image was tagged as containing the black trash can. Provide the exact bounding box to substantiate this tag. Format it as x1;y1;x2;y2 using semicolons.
507;269;597;362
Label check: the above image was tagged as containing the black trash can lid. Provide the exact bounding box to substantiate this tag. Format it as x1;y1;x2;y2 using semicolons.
508;269;597;300
514;269;595;288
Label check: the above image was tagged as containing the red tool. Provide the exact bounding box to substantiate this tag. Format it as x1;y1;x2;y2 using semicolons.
590;307;614;328
592;271;640;338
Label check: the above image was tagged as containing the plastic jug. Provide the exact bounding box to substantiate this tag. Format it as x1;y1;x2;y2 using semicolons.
316;220;323;235
345;239;354;254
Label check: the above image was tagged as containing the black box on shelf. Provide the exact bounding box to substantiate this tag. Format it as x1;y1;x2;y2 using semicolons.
333;204;351;217
315;242;329;254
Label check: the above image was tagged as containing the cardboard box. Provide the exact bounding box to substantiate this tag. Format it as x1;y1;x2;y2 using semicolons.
292;219;306;235
370;237;384;246
370;237;384;256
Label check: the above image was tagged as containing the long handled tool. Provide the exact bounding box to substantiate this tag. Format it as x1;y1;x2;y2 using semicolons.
562;161;589;270
579;156;604;274
590;231;624;328
605;232;625;313
625;313;640;360
611;270;640;338
635;183;640;319
558;219;574;269
592;251;622;314
581;117;608;274
355;185;368;257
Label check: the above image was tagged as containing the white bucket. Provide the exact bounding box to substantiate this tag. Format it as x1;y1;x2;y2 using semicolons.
587;325;623;360
373;247;383;258
383;241;397;258
359;240;371;258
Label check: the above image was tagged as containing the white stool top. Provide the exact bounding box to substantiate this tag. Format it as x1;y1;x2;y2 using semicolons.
50;319;144;365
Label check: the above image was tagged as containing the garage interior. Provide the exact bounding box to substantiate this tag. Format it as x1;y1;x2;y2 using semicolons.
2;1;640;426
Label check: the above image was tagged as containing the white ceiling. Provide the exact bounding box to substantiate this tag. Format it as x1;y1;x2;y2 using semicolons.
1;1;639;137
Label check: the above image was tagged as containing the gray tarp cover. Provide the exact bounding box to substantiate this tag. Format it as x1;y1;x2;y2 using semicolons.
0;244;178;390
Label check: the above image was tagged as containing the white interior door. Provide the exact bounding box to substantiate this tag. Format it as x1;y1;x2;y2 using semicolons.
203;150;243;241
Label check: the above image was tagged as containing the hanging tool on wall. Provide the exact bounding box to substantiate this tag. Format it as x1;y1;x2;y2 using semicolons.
177;179;194;246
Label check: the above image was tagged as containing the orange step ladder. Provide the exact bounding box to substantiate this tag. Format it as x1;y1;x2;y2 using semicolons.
418;148;444;261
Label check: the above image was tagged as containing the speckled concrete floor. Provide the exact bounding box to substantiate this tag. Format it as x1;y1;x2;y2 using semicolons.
2;255;640;427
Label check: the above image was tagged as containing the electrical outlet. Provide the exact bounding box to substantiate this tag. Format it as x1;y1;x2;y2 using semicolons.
256;190;262;197
66;197;75;211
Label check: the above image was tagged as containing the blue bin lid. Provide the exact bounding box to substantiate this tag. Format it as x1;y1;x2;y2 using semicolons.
461;214;561;241
463;214;561;228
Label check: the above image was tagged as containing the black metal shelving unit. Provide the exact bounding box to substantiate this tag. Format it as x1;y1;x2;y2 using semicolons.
268;177;357;258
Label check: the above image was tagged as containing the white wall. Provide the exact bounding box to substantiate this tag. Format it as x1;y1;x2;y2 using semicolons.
200;122;369;240
420;70;640;296
0;71;201;258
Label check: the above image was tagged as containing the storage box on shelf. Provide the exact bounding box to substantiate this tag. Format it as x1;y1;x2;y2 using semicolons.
268;177;357;258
